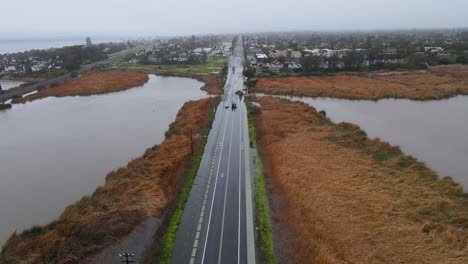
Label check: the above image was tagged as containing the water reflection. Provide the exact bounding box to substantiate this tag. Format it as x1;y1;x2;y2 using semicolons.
260;94;468;191
0;75;207;243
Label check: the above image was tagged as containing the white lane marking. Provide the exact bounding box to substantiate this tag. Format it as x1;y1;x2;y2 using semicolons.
188;106;227;263
217;106;236;264
201;109;230;264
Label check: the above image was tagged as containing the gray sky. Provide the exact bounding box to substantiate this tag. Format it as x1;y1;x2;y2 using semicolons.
1;0;467;37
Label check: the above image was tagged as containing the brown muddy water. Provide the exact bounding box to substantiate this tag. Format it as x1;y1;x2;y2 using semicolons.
0;74;207;244
257;94;468;191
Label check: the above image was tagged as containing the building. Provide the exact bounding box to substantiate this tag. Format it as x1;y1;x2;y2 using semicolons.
255;54;268;63
424;47;444;54
4;66;16;73
290;51;302;59
269;50;288;59
246;55;257;67
266;61;283;73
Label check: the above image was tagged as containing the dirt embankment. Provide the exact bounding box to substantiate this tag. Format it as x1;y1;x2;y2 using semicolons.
252;70;468;100
252;96;468;264
12;71;149;104
0;97;215;264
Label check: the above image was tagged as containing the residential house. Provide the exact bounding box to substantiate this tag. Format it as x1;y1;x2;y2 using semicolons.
424;47;444;54
246;55;257;67
290;51;302;59
266;61;283;73
269;50;288;59
4;66;16;73
255;54;268;64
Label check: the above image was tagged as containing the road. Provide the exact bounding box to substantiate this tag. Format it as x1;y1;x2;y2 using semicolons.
171;36;256;264
0;46;145;102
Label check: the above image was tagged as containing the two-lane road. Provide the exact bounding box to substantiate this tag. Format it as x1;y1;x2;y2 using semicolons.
171;36;255;264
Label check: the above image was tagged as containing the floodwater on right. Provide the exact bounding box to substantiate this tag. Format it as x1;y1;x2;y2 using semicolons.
260;94;468;190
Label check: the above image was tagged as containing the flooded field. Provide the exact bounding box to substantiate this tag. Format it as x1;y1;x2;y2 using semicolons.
0;75;207;243
258;94;468;191
0;79;24;91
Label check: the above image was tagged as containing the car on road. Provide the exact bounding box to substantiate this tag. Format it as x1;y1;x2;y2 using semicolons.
225;103;229;109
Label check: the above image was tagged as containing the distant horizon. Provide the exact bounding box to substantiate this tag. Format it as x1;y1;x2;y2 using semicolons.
1;27;468;41
2;0;467;37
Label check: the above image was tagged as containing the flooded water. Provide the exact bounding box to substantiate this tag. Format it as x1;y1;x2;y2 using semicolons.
0;75;207;244
259;94;468;191
0;79;24;91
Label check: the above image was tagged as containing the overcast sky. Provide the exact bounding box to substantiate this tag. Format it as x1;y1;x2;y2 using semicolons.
1;0;467;38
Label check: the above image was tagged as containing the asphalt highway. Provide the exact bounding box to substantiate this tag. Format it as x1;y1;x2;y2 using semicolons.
171;36;255;264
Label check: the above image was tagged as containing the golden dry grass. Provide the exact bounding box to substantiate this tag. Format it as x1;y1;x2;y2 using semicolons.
0;98;215;264
12;71;149;104
252;72;468;100
253;96;468;264
431;64;468;76
196;75;224;95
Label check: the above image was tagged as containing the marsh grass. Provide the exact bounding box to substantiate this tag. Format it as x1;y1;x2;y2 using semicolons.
246;98;277;264
251;96;468;264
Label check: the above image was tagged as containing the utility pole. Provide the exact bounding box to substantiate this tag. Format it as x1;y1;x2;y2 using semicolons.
119;253;135;264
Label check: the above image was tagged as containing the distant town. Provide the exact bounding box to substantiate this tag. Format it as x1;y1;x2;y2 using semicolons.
0;35;232;79
243;29;468;75
2;30;467;81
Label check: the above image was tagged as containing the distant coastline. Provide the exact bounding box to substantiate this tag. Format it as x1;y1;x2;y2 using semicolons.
0;38;122;54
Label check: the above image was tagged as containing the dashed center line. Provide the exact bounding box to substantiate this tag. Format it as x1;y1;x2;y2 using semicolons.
189;109;228;264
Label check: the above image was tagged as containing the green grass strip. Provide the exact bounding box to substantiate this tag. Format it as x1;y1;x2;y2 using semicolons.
156;97;220;264
245;99;277;264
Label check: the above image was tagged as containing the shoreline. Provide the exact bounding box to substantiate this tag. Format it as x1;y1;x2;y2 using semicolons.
9;70;223;104
251;96;467;263
251;68;468;101
1;97;219;263
11;71;149;104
